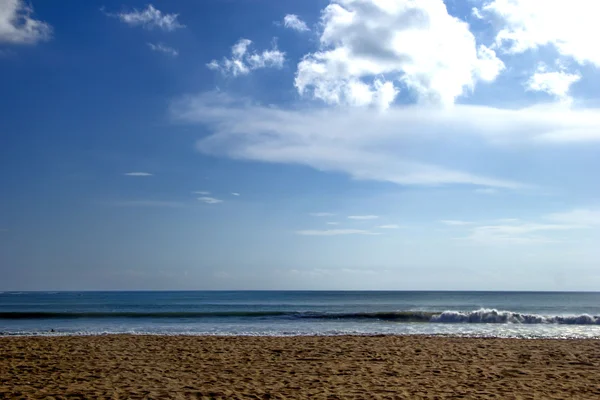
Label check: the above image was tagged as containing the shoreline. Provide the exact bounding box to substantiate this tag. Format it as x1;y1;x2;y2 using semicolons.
2;331;600;339
2;334;600;398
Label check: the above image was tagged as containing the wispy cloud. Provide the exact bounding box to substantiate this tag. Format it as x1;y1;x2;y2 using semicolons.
348;215;379;220
207;38;285;77
147;42;178;57
124;172;153;177
465;223;578;245
545;208;600;226
474;188;498;195
171;93;546;189
444;212;592;245
283;14;309;32
0;0;52;44
106;200;183;208
103;4;184;31
193;191;210;195
310;212;335;217
296;229;380;236
231;192;240;196
378;224;400;229
288;267;379;277
326;222;339;225
198;196;223;204
440;220;474;226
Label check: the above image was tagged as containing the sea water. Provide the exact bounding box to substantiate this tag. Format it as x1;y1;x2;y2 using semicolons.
1;291;600;338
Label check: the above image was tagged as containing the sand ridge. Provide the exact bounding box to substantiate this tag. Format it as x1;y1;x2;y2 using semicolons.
1;335;600;399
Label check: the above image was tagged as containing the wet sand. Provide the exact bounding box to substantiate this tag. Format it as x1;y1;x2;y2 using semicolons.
1;335;600;399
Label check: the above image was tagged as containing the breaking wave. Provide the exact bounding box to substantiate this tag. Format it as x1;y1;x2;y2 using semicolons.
1;308;599;325
431;309;600;325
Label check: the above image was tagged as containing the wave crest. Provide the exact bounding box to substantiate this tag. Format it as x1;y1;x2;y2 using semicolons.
1;309;599;325
431;309;600;325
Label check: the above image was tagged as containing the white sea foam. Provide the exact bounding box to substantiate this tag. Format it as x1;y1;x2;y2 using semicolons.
431;308;600;324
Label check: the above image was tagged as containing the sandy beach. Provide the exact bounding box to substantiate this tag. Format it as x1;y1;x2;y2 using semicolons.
1;335;599;399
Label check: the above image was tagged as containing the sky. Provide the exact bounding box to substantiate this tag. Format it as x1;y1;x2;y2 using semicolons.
1;0;599;291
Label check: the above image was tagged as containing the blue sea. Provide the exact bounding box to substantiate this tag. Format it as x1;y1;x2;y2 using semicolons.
2;291;600;338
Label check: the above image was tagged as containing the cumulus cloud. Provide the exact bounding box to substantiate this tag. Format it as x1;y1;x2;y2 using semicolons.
526;63;580;103
124;172;153;177
147;42;178;57
104;4;184;31
482;0;600;66
348;215;379;220
295;0;504;109
310;212;335;217
0;0;52;44
198;196;223;204
283;14;309;32
207;38;285;77
296;229;380;236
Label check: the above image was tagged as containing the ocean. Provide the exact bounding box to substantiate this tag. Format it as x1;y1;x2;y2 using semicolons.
1;291;600;338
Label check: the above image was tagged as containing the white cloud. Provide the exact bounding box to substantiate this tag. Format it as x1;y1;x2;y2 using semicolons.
483;0;600;66
107;200;183;208
295;0;504;109
326;222;339;225
105;4;184;31
348;215;379;220
474;188;498;195
378;224;400;229
231;192;241;196
526;63;580;103
310;212;335;217
283;14;309;32
495;218;520;224
445;211;597;245
124;172;153;177
198;196;223;204
465;222;578;245
440;220;473;226
207;38;285;77
545;209;600;226
0;0;52;44
171;92;600;190
288;267;379;276
148;42;178;57
471;7;484;20
296;229;380;236
193;191;211;195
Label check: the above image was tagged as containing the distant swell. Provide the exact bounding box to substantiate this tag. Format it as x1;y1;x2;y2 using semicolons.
1;309;599;325
0;311;293;320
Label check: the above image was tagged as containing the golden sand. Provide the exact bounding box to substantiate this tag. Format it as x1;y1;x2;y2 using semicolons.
1;335;600;399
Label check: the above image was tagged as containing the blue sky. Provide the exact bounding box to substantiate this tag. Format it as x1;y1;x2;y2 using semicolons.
1;0;599;290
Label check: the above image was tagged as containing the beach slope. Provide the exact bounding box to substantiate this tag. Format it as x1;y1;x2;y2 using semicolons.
1;335;599;399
